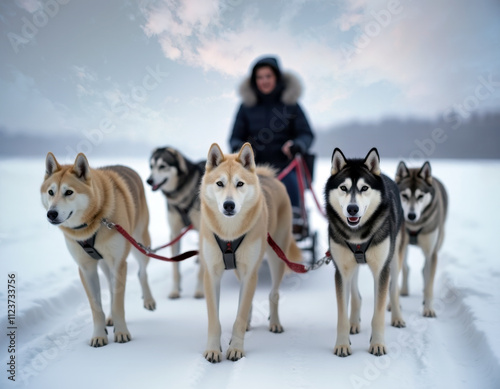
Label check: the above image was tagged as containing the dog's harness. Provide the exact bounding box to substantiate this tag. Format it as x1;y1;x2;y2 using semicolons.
214;234;245;270
407;228;422;245
344;237;374;264
173;205;193;228
76;232;103;260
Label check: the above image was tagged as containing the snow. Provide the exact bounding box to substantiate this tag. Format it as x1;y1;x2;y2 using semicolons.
1;156;499;388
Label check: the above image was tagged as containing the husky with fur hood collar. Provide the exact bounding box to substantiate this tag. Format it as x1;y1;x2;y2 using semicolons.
229;57;314;170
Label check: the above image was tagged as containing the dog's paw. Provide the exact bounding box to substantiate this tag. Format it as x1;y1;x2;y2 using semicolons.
391;317;406;328
90;336;108;347
204;350;222;363
334;344;352;357
114;331;131;343
106;317;114;326
369;343;387;356
194;290;204;299
269;323;284;333
400;288;409;297
168;291;181;299
423;308;437;318
350;323;361;334
226;348;245;361
144;298;156;311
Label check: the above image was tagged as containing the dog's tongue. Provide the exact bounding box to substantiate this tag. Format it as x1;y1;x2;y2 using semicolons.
348;217;360;223
152;184;160;191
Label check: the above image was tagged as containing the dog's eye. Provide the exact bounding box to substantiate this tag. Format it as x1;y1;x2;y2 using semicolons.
402;194;409;200
361;186;369;192
48;189;54;196
417;195;424;201
340;186;348;192
216;181;224;187
159;165;167;170
236;182;244;188
65;190;73;196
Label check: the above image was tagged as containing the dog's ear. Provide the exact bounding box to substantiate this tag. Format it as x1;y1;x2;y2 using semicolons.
206;143;224;171
330;148;347;175
166;147;188;174
45;152;61;178
237;143;256;172
395;161;410;183
177;154;189;174
418;161;433;185
364;148;381;176
72;153;91;181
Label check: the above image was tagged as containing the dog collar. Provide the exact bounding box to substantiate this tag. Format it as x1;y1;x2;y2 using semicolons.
344;237;373;264
72;223;88;230
77;232;103;260
407;228;422;245
214;234;245;270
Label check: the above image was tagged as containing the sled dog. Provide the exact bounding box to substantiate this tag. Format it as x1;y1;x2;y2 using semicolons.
147;147;205;299
395;161;448;317
199;143;302;362
41;153;156;347
324;148;406;357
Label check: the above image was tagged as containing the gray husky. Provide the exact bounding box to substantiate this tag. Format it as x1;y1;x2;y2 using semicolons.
325;148;407;357
147;147;205;299
395;161;448;317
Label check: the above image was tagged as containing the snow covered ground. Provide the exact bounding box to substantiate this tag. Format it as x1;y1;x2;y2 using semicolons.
1;156;499;389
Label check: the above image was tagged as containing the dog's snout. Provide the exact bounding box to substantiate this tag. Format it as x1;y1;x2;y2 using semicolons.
408;212;416;221
146;177;154;186
347;204;359;216
223;201;235;213
47;210;59;221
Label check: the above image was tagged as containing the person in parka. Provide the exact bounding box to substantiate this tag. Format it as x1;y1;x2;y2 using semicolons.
229;56;314;232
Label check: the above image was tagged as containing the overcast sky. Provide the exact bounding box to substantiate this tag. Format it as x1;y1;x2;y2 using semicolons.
1;0;499;156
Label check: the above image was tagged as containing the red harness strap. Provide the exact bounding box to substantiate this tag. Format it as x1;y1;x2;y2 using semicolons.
267;233;308;273
106;221;198;262
150;224;194;253
267;233;333;273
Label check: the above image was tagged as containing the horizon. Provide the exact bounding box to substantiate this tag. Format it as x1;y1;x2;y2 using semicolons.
1;0;499;158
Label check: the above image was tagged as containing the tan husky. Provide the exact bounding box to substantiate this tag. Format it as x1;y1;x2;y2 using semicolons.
199;143;302;363
40;153;156;347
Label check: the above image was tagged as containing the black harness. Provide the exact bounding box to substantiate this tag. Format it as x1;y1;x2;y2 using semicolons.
167;169;201;228
214;234;245;270
407;228;422;245
173;205;193;228
344;237;374;264
76;232;103;260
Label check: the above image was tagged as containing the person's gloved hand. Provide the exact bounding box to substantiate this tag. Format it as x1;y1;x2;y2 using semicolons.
289;142;305;156
282;140;305;159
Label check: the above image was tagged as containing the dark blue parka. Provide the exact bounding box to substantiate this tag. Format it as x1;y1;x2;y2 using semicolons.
229;57;314;171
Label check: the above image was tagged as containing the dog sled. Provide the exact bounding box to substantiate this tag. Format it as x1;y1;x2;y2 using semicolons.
277;153;324;264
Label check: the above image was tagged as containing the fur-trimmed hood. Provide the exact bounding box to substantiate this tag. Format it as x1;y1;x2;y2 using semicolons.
238;71;303;107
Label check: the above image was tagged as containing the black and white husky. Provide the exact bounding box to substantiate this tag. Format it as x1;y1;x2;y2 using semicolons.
324;148;407;357
147;147;205;299
395;161;448;317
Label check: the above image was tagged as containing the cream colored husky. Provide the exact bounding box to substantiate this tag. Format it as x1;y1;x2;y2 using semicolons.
199;143;302;362
40;153;156;347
